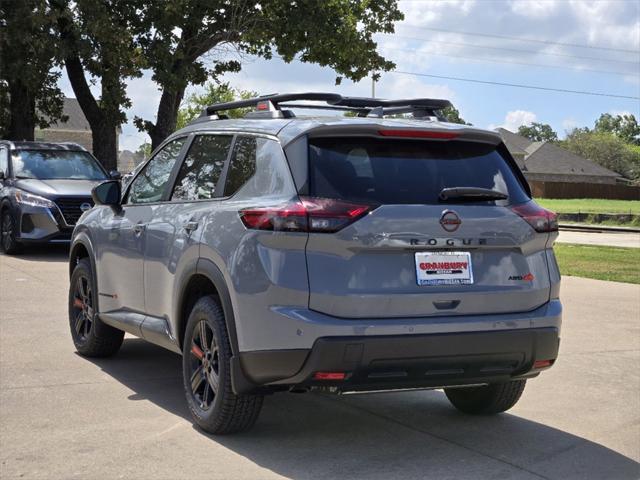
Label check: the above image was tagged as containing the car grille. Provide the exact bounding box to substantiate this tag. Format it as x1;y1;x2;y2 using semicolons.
55;197;93;226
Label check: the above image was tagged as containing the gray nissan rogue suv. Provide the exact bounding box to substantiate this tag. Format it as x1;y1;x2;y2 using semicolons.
68;93;561;434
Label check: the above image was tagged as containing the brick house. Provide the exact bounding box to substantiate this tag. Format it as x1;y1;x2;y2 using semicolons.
35;98;97;151
496;128;621;185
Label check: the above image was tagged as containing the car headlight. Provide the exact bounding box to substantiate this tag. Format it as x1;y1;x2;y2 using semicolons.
14;190;55;208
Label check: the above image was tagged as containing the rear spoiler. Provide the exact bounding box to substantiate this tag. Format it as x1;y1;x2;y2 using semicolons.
303;124;503;146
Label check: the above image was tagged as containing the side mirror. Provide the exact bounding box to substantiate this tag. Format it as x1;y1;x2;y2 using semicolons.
92;180;121;206
110;170;122;180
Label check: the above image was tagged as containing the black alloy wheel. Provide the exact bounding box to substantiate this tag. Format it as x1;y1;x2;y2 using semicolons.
68;258;124;357
71;273;94;343
182;296;263;434
1;210;21;254
188;320;221;410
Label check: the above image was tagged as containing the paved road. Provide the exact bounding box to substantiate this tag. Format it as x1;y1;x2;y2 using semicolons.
1;247;639;480
557;230;640;248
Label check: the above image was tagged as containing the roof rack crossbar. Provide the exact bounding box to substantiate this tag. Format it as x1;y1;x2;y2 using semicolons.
201;93;452;118
203;93;342;116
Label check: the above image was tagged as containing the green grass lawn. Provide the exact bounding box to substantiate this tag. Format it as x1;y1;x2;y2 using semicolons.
554;243;640;284
537;198;640;215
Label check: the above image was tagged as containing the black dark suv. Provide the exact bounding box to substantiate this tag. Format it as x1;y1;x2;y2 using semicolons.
0;141;117;253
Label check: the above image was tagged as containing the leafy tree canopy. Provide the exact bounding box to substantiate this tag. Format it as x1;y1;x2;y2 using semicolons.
561;129;640;181
176;82;257;130
135;0;404;148
441;105;470;125
594;113;640;145
517;122;558;142
52;0;146;169
0;0;65;139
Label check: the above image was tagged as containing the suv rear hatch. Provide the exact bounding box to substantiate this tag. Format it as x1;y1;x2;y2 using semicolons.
303;130;556;318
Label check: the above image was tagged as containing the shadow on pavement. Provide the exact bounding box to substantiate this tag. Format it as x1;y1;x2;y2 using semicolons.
0;243;69;262
87;338;639;480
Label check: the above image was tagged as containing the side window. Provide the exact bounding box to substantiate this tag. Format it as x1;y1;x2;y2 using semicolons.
127;138;186;204
171;135;232;201
224;137;296;200
0;147;8;175
223;136;257;197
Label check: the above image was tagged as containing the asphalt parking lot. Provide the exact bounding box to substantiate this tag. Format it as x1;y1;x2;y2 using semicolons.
1;247;638;480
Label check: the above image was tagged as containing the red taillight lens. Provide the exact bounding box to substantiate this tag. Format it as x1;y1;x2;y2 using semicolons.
533;359;554;369
378;129;459;139
510;202;558;233
239;197;372;233
313;372;346;381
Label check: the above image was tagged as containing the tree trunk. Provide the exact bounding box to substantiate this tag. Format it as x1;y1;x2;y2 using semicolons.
149;86;185;150
63;54;119;170
8;81;35;141
92;120;118;172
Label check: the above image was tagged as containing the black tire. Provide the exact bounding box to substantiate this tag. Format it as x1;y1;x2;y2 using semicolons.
182;295;263;434
445;380;526;415
1;208;23;255
68;258;124;357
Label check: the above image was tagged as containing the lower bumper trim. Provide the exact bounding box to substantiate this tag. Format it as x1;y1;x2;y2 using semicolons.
236;328;560;393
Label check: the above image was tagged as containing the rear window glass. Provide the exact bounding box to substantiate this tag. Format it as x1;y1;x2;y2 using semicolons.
308;138;529;205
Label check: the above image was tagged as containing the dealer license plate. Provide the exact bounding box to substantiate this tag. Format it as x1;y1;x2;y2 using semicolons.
415;251;473;286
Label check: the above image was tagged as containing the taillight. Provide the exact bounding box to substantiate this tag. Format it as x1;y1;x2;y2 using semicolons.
239;196;372;233
510;202;558;233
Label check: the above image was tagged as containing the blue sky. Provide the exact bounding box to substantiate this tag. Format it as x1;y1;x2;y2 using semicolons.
58;0;640;151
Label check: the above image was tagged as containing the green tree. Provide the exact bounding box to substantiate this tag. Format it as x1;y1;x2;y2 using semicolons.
134;142;152;160
176;82;257;130
594;113;640;145
517;122;558;142
441;105;470;125
561;129;640;181
135;0;403;149
52;0;145;170
0;0;65;140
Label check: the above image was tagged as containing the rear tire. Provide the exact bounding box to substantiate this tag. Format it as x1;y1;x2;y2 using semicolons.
182;295;263;434
68;258;124;357
445;380;526;414
1;209;23;255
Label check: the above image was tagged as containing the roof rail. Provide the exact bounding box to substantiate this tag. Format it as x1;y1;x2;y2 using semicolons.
200;93;452;119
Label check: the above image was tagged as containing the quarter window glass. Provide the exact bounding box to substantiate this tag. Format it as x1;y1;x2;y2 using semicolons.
223;136;257;197
230;138;295;199
0;147;8;175
171;135;231;201
128;138;186;204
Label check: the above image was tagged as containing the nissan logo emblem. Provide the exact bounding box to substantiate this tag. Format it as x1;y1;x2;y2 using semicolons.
440;210;461;232
80;202;92;212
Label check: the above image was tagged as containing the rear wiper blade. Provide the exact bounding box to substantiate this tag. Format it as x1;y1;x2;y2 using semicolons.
439;187;508;202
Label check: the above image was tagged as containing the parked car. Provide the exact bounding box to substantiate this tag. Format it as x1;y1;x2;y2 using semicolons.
68;93;561;434
0;141;119;253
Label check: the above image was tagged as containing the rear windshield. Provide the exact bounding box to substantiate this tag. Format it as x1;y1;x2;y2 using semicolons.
308;138;529;205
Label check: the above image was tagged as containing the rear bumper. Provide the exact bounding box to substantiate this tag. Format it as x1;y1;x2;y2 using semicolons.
234;327;560;394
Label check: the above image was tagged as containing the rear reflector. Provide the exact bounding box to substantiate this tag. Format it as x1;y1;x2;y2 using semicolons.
239;197;372;233
378;129;459;139
533;359;554;369
313;372;346;381
510;202;558;233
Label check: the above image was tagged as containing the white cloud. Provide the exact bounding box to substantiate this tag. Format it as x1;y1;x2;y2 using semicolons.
390;0;639;77
562;118;578;132
489;110;537;131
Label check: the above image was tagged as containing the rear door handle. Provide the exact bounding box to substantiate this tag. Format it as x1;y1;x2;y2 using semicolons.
133;223;146;236
184;221;199;234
